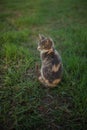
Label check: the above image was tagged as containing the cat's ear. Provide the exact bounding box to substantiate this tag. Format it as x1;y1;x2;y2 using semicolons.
47;37;52;44
47;37;54;47
39;34;45;41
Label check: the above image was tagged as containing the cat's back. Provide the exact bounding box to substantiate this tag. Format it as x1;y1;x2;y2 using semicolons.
42;50;63;87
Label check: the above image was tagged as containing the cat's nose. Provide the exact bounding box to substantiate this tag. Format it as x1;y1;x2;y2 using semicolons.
37;46;40;50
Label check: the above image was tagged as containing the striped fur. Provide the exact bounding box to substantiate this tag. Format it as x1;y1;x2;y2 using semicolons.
37;34;63;87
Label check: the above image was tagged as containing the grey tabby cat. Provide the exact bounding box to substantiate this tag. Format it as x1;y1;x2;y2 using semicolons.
37;34;63;87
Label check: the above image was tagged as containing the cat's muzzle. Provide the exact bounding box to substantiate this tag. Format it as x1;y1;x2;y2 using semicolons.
37;46;41;51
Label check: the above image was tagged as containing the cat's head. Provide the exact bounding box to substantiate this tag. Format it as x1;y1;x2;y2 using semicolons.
37;34;54;53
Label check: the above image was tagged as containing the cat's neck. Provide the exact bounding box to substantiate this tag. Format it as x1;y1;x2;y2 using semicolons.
40;48;55;60
40;47;55;55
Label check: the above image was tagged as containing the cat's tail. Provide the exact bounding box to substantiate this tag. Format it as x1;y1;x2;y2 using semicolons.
35;63;40;77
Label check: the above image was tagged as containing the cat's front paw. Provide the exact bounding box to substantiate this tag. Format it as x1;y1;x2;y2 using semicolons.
38;76;44;83
38;76;42;80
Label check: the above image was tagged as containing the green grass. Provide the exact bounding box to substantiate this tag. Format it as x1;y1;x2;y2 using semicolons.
0;0;87;129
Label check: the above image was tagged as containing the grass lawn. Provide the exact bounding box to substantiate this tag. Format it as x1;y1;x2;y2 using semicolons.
0;0;87;129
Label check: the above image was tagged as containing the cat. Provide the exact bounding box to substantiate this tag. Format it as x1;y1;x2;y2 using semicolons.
37;34;63;87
